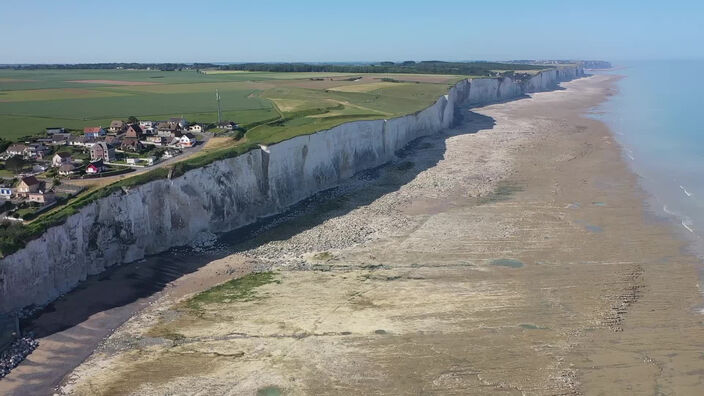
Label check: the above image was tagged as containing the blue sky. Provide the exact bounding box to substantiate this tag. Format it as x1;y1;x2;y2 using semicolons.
1;0;702;63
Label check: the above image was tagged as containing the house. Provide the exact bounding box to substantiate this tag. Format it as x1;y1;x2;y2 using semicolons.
157;123;179;138
188;124;203;133
0;187;13;200
162;149;179;159
48;133;70;146
17;176;40;195
90;141;115;162
168;117;188;128
139;120;155;130
86;160;105;174
32;163;49;173
28;191;55;204
58;163;77;176
104;135;122;147
68;136;84;146
216;121;237;130
5;144;28;157
179;133;196;148
168;137;181;147
46;127;66;136
52;152;72;167
26;143;50;159
146;135;165;145
84;127;106;139
109;120;125;133
121;137;143;152
127;156;157;166
124;125;143;139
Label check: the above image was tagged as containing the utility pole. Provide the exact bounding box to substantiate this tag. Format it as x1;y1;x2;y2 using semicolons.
216;90;222;125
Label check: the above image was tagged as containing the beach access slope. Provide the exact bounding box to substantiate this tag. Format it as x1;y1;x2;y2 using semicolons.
0;67;584;313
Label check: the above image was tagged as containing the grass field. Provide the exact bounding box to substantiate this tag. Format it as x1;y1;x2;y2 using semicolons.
0;69;464;141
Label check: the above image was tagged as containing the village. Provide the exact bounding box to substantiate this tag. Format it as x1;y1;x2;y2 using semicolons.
0;117;238;222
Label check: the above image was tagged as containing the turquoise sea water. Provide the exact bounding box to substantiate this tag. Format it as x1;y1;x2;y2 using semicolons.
592;61;704;246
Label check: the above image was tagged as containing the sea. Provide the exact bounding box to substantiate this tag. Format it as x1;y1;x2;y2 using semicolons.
591;60;704;255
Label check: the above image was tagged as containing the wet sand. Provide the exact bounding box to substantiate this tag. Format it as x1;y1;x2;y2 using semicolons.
8;74;704;395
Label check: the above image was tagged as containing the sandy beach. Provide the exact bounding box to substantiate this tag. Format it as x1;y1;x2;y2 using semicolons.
6;74;704;395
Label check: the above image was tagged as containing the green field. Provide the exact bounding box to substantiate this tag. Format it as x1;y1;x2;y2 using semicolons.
0;69;465;141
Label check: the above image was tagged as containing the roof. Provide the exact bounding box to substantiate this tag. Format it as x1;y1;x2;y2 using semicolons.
21;176;39;186
121;137;142;148
84;127;103;133
184;133;196;139
88;159;104;167
104;135;121;144
7;143;28;151
59;164;75;172
55;152;71;158
110;120;124;127
127;124;143;134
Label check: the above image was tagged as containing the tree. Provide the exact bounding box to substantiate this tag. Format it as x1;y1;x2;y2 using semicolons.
5;156;28;173
127;116;139;124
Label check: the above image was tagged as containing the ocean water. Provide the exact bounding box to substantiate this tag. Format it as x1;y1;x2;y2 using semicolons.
591;60;704;247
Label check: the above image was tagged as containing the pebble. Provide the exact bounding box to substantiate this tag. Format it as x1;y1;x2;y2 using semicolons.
0;335;39;378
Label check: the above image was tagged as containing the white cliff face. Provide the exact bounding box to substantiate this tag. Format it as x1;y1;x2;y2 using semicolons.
0;66;584;313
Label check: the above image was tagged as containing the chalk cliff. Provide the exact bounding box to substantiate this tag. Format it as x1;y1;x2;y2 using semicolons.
0;66;584;313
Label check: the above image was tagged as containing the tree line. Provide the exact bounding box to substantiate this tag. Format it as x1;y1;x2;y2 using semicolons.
1;61;550;76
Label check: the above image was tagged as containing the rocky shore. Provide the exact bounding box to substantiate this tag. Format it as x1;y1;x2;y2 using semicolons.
0;336;38;379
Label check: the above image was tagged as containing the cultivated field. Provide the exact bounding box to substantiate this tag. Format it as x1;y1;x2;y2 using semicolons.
0;69;462;141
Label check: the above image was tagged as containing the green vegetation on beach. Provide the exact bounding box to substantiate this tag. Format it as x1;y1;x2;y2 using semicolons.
185;272;279;312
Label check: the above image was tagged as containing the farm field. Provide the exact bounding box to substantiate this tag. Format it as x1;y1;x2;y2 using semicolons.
0;69;464;141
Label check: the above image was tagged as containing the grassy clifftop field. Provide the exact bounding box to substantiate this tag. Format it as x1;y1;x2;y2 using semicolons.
0;69;463;141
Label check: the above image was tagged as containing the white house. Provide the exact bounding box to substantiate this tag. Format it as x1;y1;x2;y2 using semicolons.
179;133;196;148
217;121;237;130
139;120;156;134
188;124;203;133
5;144;28;157
52;152;72;167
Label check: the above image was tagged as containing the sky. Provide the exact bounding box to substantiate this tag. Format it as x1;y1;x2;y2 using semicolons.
1;0;702;64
